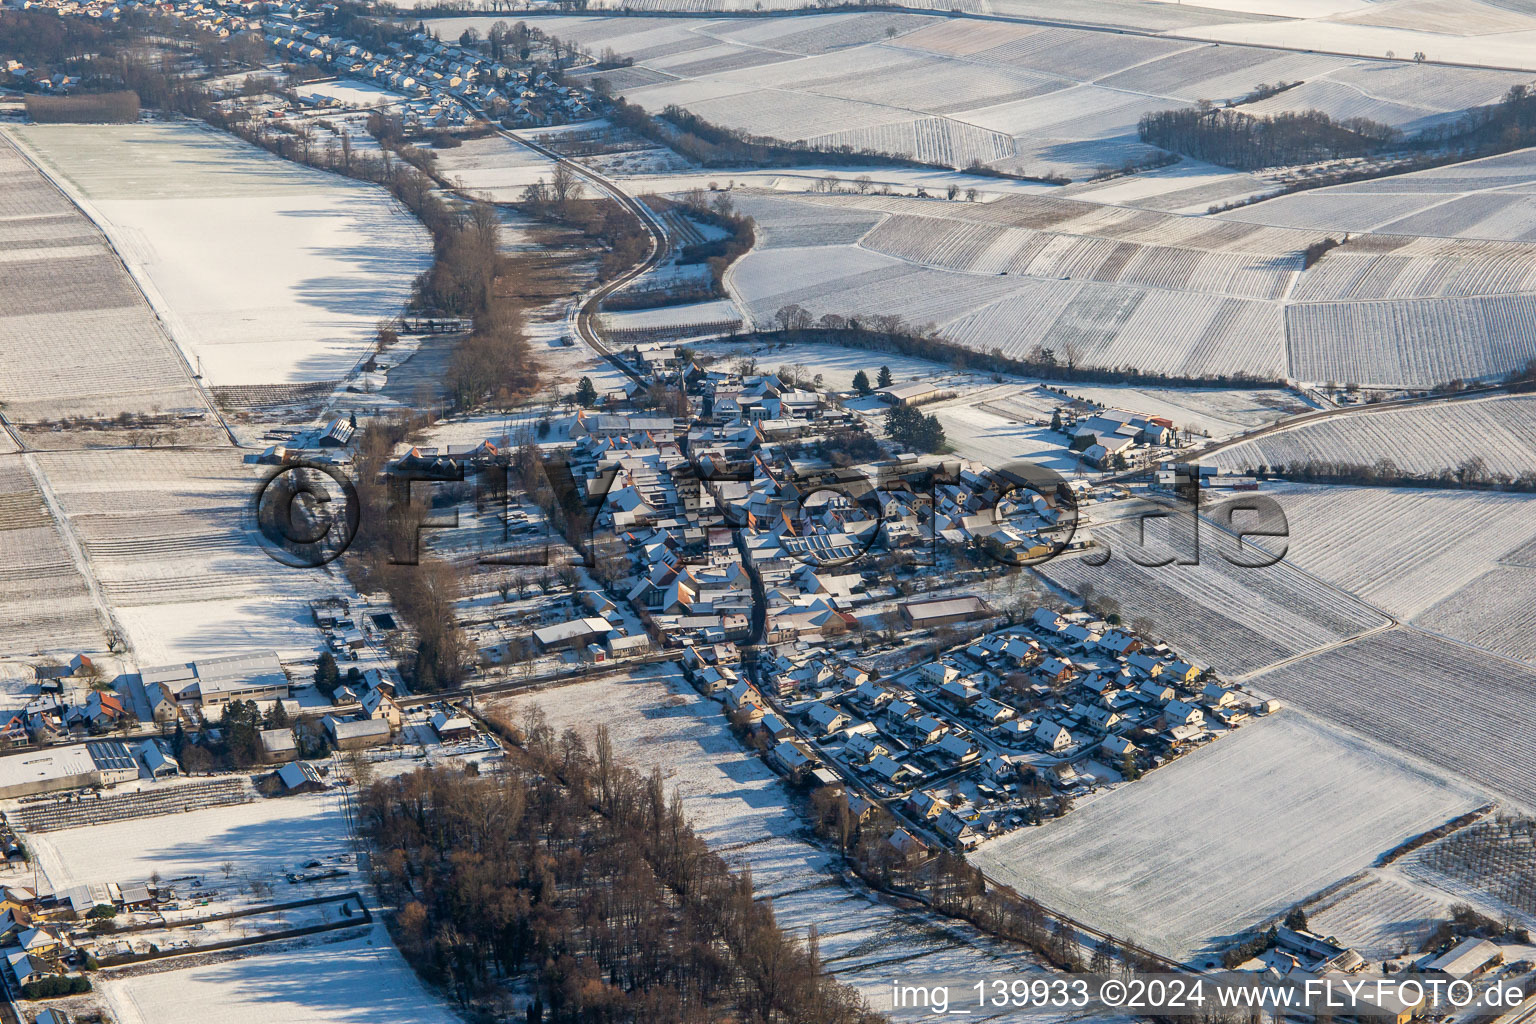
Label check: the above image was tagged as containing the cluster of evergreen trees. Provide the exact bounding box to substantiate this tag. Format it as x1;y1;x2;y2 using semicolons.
884;404;946;453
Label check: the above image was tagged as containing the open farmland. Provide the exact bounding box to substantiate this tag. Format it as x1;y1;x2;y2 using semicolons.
437;11;1517;182
1207;395;1536;480
1247;628;1536;810
1250;484;1536;621
1225;147;1536;242
1288;294;1536;387
0;133;207;426
497;667;1114;1022
0;456;105;656
12;121;431;389
971;710;1484;963
1414;567;1536;665
1035;513;1390;676
32;448;342;663
96;925;458;1024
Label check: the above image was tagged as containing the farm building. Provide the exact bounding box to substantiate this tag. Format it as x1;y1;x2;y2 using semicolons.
0;741;148;799
876;381;942;407
322;715;390;751
276;760;325;794
430;711;474;742
899;596;995;629
1424;937;1503;981
532;617;612;652
259;728;298;764
141;652;289;709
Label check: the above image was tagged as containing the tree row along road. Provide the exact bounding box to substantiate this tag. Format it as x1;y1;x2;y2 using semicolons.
478;119;671;384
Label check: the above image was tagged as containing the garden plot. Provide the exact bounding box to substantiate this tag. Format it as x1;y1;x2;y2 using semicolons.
971;710;1484;963
32;449;343;663
497;667;1110;1022
13;121;431;388
96;923;457;1024
0;456;105;657
27;785;351;892
1249;484;1536;621
1247;627;1536;810
0;133;206;425
1303;874;1451;960
1207;394;1536;479
1035;514;1391;676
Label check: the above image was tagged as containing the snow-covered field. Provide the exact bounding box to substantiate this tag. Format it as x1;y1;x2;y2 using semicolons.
971;710;1486;963
27;786;351;891
0;457;104;656
1207;394;1536;479
97;924;456;1024
428;132;559;201
0;132;205;424
12;121;431;388
32;448;342;663
1036;517;1391;676
1252;484;1536;621
1248;627;1536;810
498;666;1103;1022
434;11;1527;183
1226;147;1536;242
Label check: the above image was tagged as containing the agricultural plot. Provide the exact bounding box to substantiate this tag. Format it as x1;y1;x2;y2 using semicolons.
1303;875;1450;960
13;121;431;388
469;9;1536;181
1225;147;1536;241
0;133;206;425
1247;484;1536;621
497;667;1109;1022
1246;628;1536;810
1404;816;1536;923
1242;62;1528;131
27;785;351;891
1207;394;1536;479
1290;237;1536;303
428;132;559;201
731;193;884;249
1034;515;1390;676
1414;567;1536;665
729;243;1021;331
32;449;342;663
0;456;105;656
971;710;1484;963
96;924;457;1024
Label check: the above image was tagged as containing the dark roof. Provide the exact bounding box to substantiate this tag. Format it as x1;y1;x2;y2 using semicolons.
86;739;135;773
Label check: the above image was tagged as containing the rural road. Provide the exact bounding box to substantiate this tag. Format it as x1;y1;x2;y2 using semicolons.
473;115;673;383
